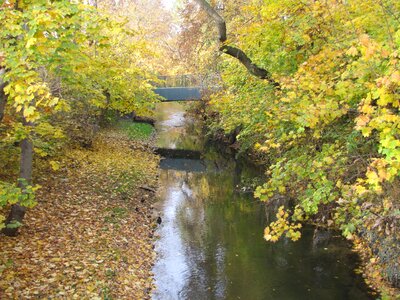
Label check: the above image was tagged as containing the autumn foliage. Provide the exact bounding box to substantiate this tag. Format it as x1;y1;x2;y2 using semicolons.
187;0;400;295
0;0;159;231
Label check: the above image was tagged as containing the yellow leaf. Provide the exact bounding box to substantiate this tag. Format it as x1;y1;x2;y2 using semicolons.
23;106;36;118
346;46;358;57
86;283;96;292
355;115;370;128
50;161;60;171
26;37;36;49
264;234;272;241
391;71;400;84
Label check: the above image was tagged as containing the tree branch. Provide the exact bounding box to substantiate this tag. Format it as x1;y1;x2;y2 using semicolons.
193;0;279;86
220;45;279;87
193;0;226;42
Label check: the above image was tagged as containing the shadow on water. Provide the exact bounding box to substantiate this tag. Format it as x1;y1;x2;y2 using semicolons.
152;102;374;300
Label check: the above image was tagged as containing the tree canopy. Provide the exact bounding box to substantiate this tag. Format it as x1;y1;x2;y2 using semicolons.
0;0;160;234
184;0;400;293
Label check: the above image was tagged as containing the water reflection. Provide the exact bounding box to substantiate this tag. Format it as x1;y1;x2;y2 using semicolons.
159;158;206;173
152;103;373;300
155;102;204;151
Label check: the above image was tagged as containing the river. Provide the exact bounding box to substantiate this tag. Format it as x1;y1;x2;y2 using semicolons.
152;102;373;300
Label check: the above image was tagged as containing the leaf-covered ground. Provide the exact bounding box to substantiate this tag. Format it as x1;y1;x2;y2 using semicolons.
0;126;159;299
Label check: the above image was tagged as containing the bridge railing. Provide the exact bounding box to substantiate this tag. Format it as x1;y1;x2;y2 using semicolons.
155;74;223;89
156;75;201;88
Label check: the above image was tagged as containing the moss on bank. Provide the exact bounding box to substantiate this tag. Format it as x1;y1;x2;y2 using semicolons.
118;120;155;141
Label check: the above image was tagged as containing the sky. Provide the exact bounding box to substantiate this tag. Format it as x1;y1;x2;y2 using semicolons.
162;0;178;9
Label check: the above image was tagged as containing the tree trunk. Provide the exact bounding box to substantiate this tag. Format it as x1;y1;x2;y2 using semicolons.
100;89;111;126
3;121;33;237
2;0;33;237
0;69;7;123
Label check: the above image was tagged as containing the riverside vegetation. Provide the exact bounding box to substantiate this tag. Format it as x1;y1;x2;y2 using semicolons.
0;0;161;298
178;0;400;297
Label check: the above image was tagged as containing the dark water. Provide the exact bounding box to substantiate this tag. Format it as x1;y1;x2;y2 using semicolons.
152;102;374;300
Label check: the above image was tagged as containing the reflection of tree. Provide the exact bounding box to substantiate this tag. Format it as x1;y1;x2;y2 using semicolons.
155;103;370;300
159;165;370;299
155;102;206;150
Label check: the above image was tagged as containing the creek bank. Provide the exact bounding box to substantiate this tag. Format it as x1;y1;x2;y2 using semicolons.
0;125;159;299
193;102;399;298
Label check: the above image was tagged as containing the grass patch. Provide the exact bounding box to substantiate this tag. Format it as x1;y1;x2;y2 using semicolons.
104;207;128;224
117;120;154;141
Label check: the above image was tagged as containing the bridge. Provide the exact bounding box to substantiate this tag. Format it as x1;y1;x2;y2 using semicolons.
153;75;202;102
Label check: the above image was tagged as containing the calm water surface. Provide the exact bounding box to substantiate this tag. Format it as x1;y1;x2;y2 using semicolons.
152;102;373;300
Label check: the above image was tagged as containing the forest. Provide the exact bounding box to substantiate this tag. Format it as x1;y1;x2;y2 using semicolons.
1;0;399;299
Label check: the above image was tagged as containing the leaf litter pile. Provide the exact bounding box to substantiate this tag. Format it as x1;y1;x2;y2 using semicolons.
0;126;160;299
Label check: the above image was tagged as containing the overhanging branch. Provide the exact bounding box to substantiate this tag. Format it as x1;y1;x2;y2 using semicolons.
220;45;279;87
193;0;279;87
193;0;227;42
